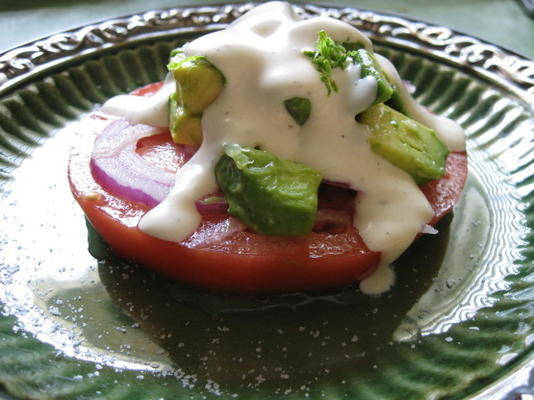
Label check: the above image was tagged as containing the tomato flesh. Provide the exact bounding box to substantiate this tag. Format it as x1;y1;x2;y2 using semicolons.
68;83;467;294
422;152;468;226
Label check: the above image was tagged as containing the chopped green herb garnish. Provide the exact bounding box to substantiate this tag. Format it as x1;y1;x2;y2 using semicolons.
303;31;363;95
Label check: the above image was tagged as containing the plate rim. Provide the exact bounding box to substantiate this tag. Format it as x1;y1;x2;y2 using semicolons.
0;2;532;104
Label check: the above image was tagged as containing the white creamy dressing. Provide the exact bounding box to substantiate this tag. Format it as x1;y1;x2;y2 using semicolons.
102;1;465;294
102;76;175;128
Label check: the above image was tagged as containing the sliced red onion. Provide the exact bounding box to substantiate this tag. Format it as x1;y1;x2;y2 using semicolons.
90;120;175;207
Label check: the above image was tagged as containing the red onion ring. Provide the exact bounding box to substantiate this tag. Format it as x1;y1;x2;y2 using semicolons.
90;120;174;207
90;120;226;214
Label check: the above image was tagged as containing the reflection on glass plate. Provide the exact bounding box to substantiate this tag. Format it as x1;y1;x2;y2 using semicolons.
0;3;533;400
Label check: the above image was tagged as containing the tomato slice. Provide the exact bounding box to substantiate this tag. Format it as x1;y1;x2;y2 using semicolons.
68;83;467;294
422;152;468;226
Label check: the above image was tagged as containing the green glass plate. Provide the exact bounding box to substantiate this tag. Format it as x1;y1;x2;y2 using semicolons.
0;3;533;399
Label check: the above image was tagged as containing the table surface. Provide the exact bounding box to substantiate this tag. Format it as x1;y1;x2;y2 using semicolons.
0;1;532;399
0;0;533;58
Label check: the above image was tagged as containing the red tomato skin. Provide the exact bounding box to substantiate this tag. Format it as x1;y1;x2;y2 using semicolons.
68;82;467;294
422;151;468;226
73;192;380;294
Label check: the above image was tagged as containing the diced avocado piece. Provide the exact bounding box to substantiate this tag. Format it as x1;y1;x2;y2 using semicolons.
284;97;311;126
342;41;365;52
168;55;224;114
386;87;410;116
359;104;449;184
215;144;322;236
352;49;394;105
168;92;202;146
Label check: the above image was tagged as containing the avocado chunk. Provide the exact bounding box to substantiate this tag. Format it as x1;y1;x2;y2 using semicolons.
359;104;449;184
215;144;322;236
166;51;225;145
168;93;202;146
352;49;394;105
385;87;410;116
284;97;311;126
168;55;225;114
341;42;365;52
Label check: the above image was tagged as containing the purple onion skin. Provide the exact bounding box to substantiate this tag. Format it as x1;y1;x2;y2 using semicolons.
90;158;161;208
90;120;174;208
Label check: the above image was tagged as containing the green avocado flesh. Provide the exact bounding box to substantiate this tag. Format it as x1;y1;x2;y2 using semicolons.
168;55;225;115
386;88;410;116
215;144;322;237
167;52;225;145
352;49;394;105
284;97;311;126
168;92;202;145
359;104;449;184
